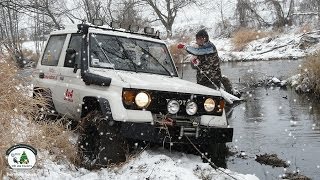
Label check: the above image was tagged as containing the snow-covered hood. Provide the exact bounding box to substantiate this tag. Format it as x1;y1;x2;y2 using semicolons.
90;69;222;96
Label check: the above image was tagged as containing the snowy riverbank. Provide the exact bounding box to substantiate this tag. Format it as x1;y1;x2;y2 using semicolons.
6;149;259;180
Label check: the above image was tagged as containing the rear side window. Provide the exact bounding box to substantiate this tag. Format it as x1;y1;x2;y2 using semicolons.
41;35;66;66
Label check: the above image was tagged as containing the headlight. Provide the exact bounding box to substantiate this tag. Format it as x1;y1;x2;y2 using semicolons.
186;101;197;115
204;98;215;112
167;100;180;114
135;92;151;108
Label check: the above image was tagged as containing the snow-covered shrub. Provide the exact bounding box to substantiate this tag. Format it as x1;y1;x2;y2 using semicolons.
301;52;320;97
286;53;320;97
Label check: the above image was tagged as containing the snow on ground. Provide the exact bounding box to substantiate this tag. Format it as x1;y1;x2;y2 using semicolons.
203;33;313;62
6;149;258;180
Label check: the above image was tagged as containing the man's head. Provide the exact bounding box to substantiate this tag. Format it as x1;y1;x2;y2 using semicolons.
196;29;209;46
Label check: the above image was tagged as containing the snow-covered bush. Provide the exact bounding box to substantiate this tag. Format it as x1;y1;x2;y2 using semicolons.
285;52;320;97
301;51;320;97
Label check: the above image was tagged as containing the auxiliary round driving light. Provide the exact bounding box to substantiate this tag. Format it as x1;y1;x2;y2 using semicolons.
167;100;180;114
186;101;197;115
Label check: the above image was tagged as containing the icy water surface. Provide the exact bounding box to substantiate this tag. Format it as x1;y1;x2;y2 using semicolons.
180;59;320;180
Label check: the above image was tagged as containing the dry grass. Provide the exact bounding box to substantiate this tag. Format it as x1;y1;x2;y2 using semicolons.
231;28;268;51
168;44;187;65
302;52;320;97
0;58;78;178
297;24;313;34
27;120;79;165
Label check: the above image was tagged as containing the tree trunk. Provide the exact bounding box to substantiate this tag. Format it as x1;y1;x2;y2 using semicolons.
268;0;286;27
236;0;247;27
317;0;320;28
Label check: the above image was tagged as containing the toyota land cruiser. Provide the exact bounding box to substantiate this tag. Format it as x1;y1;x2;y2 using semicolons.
33;21;233;168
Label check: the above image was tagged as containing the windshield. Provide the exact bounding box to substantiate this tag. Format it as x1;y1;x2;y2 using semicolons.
89;33;177;76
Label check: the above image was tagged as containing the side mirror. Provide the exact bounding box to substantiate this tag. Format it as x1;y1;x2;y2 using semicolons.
65;48;78;73
66;48;76;55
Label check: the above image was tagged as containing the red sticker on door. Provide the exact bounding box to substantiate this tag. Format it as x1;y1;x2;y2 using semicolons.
64;89;74;102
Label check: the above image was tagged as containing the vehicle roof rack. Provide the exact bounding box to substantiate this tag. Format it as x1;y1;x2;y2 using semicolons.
77;22;161;39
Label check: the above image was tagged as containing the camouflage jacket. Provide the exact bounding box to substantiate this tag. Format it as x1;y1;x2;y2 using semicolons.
186;41;222;89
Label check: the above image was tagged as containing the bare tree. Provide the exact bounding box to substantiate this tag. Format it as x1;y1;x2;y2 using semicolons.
0;0;24;66
112;0;150;29
266;0;294;28
235;0;270;28
141;0;196;38
81;0;103;23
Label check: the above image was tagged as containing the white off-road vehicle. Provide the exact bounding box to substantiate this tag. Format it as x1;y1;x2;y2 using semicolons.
33;21;233;168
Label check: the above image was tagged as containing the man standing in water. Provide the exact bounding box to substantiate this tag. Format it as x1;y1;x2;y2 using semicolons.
178;29;222;89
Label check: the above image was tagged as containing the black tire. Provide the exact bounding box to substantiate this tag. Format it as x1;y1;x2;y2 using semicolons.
79;111;128;169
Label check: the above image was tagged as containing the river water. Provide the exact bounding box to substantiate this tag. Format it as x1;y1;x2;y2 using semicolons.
180;60;320;180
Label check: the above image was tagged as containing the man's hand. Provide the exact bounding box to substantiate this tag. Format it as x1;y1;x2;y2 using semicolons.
177;43;185;49
191;58;200;66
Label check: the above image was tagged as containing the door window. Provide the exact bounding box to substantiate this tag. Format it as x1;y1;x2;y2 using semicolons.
41;35;66;66
64;34;82;68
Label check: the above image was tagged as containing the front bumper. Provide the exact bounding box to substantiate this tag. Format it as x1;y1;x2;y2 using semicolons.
120;122;233;144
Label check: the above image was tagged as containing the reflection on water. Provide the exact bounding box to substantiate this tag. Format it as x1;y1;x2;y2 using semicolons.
180;60;320;179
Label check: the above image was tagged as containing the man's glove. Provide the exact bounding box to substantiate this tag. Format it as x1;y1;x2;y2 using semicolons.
191;58;200;66
177;43;185;49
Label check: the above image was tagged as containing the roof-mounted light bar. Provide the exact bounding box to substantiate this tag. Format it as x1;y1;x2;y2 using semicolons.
144;27;154;34
78;22;160;39
92;19;103;26
128;25;139;32
110;22;121;29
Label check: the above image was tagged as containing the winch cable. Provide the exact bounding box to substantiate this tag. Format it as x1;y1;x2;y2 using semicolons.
185;136;241;180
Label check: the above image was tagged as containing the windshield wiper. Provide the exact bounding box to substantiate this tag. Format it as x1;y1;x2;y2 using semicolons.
114;37;138;73
92;36;116;71
139;46;172;77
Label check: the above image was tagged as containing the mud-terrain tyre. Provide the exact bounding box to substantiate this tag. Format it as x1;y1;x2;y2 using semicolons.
79;111;128;169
